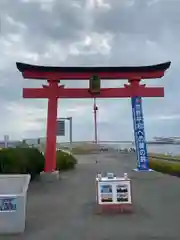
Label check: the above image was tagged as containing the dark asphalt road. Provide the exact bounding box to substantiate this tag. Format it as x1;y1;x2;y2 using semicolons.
1;152;180;240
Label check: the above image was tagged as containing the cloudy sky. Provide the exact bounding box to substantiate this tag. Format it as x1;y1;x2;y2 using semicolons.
0;0;180;142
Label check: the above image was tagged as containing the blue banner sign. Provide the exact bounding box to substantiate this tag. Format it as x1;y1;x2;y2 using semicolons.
131;97;149;170
0;197;17;212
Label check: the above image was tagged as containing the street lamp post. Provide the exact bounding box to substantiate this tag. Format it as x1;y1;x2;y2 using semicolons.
67;117;72;150
93;98;98;144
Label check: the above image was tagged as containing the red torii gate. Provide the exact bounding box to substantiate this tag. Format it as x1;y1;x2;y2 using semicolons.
16;61;171;173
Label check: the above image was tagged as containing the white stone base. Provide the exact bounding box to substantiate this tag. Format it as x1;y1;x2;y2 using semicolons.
133;168;154;172
40;170;60;182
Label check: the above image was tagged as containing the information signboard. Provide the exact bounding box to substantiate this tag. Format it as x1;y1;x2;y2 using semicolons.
131;97;149;170
56;120;65;136
96;177;132;205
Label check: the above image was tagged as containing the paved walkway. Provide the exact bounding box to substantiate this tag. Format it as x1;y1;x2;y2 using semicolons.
1;152;180;240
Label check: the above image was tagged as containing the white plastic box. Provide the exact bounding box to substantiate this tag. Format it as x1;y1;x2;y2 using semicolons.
0;174;31;234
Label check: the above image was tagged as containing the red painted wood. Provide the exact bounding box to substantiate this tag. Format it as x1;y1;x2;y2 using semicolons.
22;70;165;80
23;88;48;98
44;82;58;172
23;86;164;98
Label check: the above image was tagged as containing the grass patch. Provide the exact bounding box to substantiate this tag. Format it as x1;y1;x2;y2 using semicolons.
71;143;100;154
149;158;180;177
149;153;180;161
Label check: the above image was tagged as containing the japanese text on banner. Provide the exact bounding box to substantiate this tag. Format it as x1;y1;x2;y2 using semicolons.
134;99;147;165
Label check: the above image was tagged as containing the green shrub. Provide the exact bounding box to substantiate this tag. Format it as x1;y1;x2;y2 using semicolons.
0;147;44;180
56;150;77;171
16;147;44;179
0;148;27;174
149;158;180;177
0;148;77;179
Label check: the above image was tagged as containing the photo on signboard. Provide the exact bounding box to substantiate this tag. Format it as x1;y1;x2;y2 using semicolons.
100;184;113;202
100;184;112;193
116;193;129;202
116;184;128;193
117;195;129;202
116;185;128;202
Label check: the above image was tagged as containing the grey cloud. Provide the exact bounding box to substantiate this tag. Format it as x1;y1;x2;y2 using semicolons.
92;0;180;41
1;0;85;55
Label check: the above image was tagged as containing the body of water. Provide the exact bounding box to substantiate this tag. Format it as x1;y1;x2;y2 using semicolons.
103;143;180;155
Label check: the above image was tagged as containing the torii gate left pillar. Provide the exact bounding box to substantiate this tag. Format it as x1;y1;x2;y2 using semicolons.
44;81;58;172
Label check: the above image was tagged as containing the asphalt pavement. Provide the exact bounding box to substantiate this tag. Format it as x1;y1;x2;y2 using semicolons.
1;152;180;240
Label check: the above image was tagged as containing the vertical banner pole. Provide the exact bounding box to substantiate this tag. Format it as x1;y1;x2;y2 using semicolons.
131;97;152;171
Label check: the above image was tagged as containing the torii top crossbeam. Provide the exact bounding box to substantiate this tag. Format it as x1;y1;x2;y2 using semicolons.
16;62;171;80
16;61;171;99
